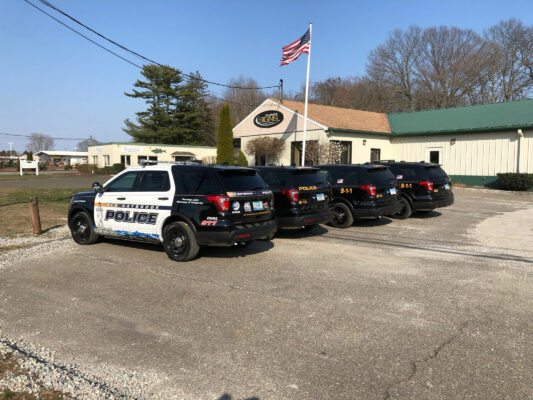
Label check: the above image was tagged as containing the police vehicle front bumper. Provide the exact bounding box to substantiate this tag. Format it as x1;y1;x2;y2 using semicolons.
196;219;277;246
276;208;332;228
412;192;454;211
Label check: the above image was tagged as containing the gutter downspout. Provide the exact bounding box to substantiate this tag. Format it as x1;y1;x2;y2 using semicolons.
517;129;524;173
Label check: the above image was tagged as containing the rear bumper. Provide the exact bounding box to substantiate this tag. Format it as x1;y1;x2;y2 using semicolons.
413;193;454;211
351;200;403;218
276;208;332;228
196;219;277;246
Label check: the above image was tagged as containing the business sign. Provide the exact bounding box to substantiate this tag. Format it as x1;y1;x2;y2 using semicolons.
253;110;284;128
121;146;142;153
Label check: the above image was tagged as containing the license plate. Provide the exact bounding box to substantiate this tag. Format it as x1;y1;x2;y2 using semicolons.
389;188;397;195
444;184;450;190
252;200;264;211
316;193;325;201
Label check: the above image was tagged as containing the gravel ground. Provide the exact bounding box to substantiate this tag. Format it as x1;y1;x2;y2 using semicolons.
0;188;532;399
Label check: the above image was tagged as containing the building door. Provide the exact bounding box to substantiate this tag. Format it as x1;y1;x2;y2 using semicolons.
120;155;131;166
426;148;442;164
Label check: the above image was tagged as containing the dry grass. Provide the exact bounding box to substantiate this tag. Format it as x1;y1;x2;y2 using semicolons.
0;187;76;238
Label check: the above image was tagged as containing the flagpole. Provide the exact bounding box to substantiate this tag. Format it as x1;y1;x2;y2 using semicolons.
301;21;312;166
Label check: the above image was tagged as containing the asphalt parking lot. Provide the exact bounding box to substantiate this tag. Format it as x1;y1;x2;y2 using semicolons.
1;188;532;399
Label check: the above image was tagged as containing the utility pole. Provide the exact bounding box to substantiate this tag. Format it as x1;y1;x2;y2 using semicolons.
8;142;13;157
280;79;284;102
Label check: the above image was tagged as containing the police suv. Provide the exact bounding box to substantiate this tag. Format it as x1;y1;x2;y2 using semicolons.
67;163;276;262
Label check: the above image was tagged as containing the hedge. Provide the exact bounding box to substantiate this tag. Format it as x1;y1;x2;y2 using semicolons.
497;173;533;191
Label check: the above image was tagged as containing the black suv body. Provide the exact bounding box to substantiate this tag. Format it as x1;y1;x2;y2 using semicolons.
317;164;402;228
67;164;276;261
254;166;332;230
375;161;454;218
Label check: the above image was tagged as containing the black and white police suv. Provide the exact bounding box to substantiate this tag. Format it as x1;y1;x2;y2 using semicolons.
67;162;276;262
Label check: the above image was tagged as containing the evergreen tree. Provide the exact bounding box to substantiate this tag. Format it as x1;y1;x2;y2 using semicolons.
27;151;33;161
123;65;212;145
216;104;234;164
237;150;248;166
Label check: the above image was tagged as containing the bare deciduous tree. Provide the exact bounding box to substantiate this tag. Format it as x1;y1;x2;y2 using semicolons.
367;25;422;111
223;76;268;126
26;133;54;153
244;137;285;164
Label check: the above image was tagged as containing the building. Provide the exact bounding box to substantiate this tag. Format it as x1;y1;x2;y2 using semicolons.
34;150;88;166
233;98;533;186
88;142;217;168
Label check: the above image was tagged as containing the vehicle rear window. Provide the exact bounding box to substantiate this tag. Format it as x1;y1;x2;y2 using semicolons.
217;170;268;191
359;167;396;185
180;171;217;194
425;166;449;180
325;168;362;185
289;170;325;186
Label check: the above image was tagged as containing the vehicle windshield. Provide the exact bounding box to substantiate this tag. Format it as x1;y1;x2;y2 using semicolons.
217;170;269;191
425;166;449;181
359;167;396;185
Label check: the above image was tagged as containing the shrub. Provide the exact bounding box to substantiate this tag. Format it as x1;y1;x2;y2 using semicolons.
38;162;47;171
77;163;97;174
236;150;248;166
64;164;73;170
497;173;533;191
95;163;125;175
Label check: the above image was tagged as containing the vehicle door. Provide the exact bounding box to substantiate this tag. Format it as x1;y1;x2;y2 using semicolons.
98;170;173;240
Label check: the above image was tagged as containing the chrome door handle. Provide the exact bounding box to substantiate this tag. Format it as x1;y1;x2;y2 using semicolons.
117;197;126;200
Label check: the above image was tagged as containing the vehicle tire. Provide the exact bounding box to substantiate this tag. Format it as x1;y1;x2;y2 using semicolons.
390;197;412;220
330;202;354;229
163;221;199;262
69;211;100;245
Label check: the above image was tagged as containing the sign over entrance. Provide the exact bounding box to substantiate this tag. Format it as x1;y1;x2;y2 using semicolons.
254;110;284;128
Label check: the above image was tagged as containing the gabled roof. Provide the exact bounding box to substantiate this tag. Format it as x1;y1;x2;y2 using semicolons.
388;99;533;136
274;99;391;134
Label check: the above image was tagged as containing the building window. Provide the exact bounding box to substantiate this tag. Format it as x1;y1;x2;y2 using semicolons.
138;156;158;164
330;141;352;164
104;155;110;166
92;156;98;165
370;148;381;162
120;155;131;166
429;150;440;164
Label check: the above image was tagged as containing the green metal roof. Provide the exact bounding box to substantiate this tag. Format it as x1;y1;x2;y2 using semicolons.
387;99;533;136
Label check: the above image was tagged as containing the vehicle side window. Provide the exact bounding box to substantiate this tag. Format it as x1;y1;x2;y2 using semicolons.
105;171;141;192
138;171;170;192
318;170;329;182
181;171;216;194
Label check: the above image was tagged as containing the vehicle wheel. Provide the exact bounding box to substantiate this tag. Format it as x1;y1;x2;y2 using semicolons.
301;225;316;232
330;202;354;229
163;221;199;262
69;211;100;245
390;197;412;220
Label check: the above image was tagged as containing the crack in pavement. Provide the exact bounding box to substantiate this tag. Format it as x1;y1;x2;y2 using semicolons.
382;321;469;400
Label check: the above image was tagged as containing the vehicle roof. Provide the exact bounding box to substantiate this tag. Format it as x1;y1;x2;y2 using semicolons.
375;161;442;167
254;166;318;171
317;163;387;169
123;164;258;172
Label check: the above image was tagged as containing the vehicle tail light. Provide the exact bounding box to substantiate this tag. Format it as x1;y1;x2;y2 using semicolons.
419;181;434;191
360;185;377;197
206;195;230;211
281;189;299;203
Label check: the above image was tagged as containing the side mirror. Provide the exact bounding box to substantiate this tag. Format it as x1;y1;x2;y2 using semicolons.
92;181;104;194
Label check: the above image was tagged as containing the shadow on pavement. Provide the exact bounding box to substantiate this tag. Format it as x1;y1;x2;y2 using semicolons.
274;224;329;239
352;217;392;227
198;240;274;259
411;210;443;218
217;394;260;400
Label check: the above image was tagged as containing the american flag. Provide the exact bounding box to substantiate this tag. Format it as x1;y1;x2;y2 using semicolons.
280;28;310;66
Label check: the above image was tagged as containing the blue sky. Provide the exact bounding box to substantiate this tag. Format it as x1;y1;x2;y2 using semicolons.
1;0;533;152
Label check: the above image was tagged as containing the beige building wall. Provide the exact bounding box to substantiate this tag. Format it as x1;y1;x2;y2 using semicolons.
88;143;216;168
391;130;533;175
327;132;393;164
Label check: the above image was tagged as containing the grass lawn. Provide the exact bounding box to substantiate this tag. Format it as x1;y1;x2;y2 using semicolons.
0;174;67;181
0;187;79;238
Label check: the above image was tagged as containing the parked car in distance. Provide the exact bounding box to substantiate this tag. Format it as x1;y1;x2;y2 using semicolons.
68;162;276;262
316;164;402;228
374;161;454;219
255;166;332;231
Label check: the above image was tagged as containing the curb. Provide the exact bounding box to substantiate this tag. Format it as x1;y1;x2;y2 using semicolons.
453;186;533;196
